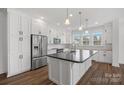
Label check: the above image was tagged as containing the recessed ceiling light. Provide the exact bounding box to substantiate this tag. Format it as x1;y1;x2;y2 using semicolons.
40;16;44;20
95;22;98;25
78;26;83;31
69;14;73;17
57;23;60;26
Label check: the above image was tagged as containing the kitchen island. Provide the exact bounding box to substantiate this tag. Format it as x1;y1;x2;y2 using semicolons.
47;50;97;85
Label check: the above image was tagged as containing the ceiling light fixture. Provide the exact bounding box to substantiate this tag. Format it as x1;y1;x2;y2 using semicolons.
57;23;60;26
69;14;73;17
65;8;70;25
95;22;98;25
84;18;89;33
78;11;83;31
40;16;44;20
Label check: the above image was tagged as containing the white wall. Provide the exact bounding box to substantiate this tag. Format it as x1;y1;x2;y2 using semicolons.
119;18;124;64
112;18;119;67
0;9;7;74
112;18;124;65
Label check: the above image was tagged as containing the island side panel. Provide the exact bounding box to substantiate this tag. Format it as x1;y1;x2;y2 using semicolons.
47;57;60;84
59;60;73;85
47;57;92;85
47;57;73;85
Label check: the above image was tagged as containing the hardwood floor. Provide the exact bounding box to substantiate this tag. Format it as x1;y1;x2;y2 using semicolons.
77;62;123;85
0;66;55;85
0;62;124;85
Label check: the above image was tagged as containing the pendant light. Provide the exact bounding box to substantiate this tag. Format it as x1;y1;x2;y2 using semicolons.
78;11;82;31
65;8;70;25
85;18;89;34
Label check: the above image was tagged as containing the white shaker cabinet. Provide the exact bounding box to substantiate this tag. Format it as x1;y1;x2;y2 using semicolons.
7;10;31;77
31;19;41;34
93;51;112;63
21;16;31;72
104;51;112;63
72;63;80;84
8;11;21;76
48;57;60;84
31;19;48;36
98;51;105;62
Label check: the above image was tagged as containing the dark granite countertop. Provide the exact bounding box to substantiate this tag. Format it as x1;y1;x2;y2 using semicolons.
47;50;98;63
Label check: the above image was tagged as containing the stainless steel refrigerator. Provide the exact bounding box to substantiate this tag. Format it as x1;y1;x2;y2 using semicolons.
31;34;48;70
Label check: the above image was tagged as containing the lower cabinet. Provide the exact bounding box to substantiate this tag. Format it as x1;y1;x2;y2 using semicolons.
79;62;85;78
85;58;92;71
93;51;112;63
72;58;92;84
72;63;80;84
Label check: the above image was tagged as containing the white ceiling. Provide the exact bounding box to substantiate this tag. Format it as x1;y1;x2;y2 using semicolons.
15;8;124;31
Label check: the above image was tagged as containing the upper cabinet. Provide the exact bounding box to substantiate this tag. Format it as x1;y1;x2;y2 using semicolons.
31;19;67;44
31;19;49;36
104;23;112;44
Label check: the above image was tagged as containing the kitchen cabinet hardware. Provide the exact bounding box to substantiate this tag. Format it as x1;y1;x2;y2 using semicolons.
19;37;23;41
39;31;41;34
19;54;23;59
19;31;23;35
103;54;106;56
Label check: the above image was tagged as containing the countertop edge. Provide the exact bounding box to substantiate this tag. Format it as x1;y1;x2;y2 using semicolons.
47;51;98;63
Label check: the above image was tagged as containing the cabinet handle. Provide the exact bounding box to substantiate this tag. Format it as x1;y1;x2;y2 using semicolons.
19;54;23;59
19;37;23;41
103;54;106;56
19;31;23;35
39;31;41;34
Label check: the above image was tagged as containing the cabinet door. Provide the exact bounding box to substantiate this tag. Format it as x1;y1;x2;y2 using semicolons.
72;63;80;84
7;12;21;77
48;58;60;84
85;58;92;71
60;61;72;85
31;19;41;34
105;51;112;63
92;52;99;61
79;62;85;78
98;51;105;62
21;36;31;72
21;16;31;72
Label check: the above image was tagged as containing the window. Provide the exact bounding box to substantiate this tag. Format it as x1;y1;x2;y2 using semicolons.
73;31;90;46
83;35;90;45
73;32;82;44
82;31;90;46
93;32;102;45
72;31;103;46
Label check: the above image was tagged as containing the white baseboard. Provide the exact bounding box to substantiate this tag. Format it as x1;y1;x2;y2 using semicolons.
119;59;124;64
49;77;60;85
112;63;120;67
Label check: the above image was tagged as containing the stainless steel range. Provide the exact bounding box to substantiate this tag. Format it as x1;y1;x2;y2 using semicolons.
31;34;48;70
